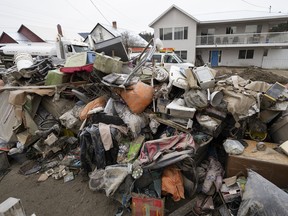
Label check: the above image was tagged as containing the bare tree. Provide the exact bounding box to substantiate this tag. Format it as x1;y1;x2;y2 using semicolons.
121;31;141;52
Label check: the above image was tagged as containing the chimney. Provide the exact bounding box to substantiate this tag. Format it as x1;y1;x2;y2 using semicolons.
57;24;63;37
112;21;117;29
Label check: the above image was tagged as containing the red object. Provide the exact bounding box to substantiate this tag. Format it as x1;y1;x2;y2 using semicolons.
59;63;93;73
131;194;164;216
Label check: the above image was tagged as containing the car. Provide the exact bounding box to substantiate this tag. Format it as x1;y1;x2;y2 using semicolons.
146;52;194;71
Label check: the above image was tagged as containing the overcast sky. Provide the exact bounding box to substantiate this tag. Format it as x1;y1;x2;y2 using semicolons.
0;0;287;35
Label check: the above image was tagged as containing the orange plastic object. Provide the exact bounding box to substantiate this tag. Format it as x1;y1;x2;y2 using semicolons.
116;81;154;114
161;165;185;201
79;96;107;121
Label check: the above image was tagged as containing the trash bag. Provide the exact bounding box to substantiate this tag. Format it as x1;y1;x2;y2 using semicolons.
89;165;129;197
114;101;149;138
184;89;208;109
237;170;288;216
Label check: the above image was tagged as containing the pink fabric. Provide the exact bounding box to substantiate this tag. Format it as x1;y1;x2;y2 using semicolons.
138;133;197;164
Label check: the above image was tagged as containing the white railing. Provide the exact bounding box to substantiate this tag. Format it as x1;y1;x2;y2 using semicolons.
196;32;288;46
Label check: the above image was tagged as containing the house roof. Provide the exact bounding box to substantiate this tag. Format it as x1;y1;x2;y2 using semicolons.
18;24;84;42
78;32;90;39
2;32;30;44
86;23;148;47
149;5;288;26
149;4;199;27
195;10;288;24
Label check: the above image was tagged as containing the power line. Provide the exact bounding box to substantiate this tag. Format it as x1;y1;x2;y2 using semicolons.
65;0;94;25
89;0;110;25
240;0;268;9
99;1;147;31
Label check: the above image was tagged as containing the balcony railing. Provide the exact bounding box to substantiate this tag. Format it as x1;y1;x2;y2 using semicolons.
196;32;288;46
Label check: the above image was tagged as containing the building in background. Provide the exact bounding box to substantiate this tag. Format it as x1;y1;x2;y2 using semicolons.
149;4;288;69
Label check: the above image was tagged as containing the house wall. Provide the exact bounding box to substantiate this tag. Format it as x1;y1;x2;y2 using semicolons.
87;26;115;43
262;48;288;69
152;8;197;64
197;19;281;36
199;47;265;67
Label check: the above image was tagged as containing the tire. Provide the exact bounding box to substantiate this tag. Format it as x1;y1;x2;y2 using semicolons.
4;62;14;69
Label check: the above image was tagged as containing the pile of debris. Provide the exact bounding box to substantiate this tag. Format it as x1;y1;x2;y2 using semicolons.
1;38;288;216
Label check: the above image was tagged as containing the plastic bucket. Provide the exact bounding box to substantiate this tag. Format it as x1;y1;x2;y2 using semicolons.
210;91;223;107
14;53;33;71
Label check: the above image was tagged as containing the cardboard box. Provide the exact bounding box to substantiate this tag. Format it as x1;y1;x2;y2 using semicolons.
226;139;288;188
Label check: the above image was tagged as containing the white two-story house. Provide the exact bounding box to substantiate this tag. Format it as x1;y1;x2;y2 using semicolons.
149;4;288;69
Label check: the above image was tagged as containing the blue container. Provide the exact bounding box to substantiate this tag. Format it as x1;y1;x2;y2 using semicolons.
87;51;96;64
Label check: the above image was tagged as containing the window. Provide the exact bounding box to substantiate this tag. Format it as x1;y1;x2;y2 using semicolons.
263;49;268;56
245;25;262;33
149;54;162;63
238;50;254;59
174;27;188;40
208;28;215;35
164;55;177;63
226;26;236;34
218;51;222;62
160;28;172;40
175;50;187;60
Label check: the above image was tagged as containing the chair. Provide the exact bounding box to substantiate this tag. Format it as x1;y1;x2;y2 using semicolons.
232;36;239;44
223;37;228;44
216;37;221;44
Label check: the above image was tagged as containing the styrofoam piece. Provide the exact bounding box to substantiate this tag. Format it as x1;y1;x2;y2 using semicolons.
166;98;196;118
193;65;215;90
0;197;26;216
280;140;288;156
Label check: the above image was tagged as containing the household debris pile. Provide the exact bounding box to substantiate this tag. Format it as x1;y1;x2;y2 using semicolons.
0;38;288;216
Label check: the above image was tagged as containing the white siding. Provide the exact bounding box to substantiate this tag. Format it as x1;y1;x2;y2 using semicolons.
262;48;288;69
199;48;265;67
152;8;197;64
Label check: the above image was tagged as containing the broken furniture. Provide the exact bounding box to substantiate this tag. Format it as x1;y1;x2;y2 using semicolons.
226;139;288;188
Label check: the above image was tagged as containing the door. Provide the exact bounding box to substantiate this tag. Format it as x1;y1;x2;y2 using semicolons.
211;50;219;67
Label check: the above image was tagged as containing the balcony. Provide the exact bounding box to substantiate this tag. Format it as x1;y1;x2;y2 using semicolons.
196;32;288;47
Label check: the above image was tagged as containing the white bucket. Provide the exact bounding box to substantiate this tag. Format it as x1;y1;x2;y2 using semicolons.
210;91;223;107
14;53;33;71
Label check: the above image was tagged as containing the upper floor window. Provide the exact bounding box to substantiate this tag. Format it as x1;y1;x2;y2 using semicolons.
160;28;172;40
160;27;188;40
245;25;262;33
174;27;188;40
239;50;254;59
226;26;237;34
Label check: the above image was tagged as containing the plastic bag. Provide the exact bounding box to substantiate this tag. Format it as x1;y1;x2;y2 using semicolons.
238;170;288;216
223;139;244;155
89;165;129;197
114;101;149;138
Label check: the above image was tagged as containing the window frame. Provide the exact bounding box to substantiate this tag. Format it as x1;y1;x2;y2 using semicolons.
159;27;172;40
238;49;254;59
175;50;187;60
160;27;188;40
